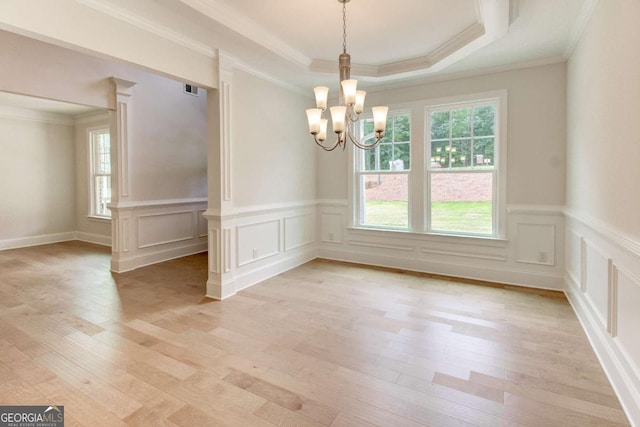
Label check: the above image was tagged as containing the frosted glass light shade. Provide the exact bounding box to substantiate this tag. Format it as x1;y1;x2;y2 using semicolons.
306;108;322;134
354;90;366;114
314;86;329;110
330;106;347;133
372;106;389;133
341;79;358;105
318;119;328;142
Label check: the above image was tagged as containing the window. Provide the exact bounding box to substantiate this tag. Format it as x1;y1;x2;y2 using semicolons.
350;91;506;238
89;128;111;218
427;101;498;236
355;112;411;229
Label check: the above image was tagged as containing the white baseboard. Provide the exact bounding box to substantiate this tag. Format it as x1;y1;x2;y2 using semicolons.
565;277;640;427
235;247;318;293
75;231;111;247
319;247;564;291
0;232;76;251
111;242;207;273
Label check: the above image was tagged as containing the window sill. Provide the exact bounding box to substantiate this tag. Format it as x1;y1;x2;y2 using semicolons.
87;215;111;223
347;226;508;247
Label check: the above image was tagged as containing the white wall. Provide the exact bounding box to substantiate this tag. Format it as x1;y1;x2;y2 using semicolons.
129;72;208;201
0;108;75;248
566;1;640;424
231;69;316;207
318;63;567;290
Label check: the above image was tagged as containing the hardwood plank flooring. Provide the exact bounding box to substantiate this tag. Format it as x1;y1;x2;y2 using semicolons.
0;241;629;426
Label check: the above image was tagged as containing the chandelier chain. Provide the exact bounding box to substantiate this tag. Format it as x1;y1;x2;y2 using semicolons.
342;1;347;53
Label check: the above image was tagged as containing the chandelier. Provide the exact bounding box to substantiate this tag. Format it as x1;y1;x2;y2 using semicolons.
305;0;388;151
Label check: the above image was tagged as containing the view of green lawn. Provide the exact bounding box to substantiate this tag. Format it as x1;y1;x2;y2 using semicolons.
364;201;492;233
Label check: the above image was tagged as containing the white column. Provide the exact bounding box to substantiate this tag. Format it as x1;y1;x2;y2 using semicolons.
109;77;137;273
203;53;236;299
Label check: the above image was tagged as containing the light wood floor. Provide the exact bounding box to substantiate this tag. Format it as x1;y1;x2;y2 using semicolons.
0;241;629;426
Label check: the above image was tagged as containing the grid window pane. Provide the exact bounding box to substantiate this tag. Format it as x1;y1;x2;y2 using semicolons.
431;111;450;139
473;105;495;137
473;137;495;167
361;112;411;172
428;101;498;236
90;129;111;218
94;175;111;217
451;108;471;138
361;174;408;228
430;172;493;234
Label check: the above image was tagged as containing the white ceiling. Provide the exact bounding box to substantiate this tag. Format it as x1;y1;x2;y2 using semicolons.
105;0;591;90
1;0;596;107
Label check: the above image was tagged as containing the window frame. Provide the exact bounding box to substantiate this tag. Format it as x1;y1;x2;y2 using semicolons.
425;97;503;238
88;127;112;220
353;109;412;231
349;90;507;240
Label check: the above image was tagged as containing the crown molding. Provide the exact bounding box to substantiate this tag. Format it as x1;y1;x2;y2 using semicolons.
308;0;510;82
564;0;600;58
176;0;310;68
76;0;217;58
365;55;567;94
0;105;73;125
310;22;485;80
228;56;308;97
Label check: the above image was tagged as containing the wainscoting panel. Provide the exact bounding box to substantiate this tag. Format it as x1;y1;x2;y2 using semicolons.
138;211;194;248
284;213;315;252
515;223;555;265
566;228;581;286
111;198;208;273
615;266;640;377
197;209;208;238
321;212;344;244
565;212;640;426
236;219;280;267
318;201;565;290
205;202;317;299
583;241;611;329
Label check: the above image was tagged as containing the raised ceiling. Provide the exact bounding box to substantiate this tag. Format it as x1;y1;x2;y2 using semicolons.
17;0;595;92
79;0;594;89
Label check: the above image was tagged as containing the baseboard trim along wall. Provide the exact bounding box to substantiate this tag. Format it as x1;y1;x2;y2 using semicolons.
75;231;112;247
565;212;640;426
0;232;77;251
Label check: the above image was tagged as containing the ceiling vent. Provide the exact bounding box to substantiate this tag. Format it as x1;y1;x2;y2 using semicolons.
183;83;199;96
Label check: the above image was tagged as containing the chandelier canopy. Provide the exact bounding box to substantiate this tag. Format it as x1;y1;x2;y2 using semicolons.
305;0;388;151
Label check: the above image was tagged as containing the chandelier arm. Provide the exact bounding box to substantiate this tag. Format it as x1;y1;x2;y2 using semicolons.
346;126;382;150
313;133;342;151
348;108;360;123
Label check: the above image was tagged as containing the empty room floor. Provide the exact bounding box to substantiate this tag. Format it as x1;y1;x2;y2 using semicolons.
0;241;629;426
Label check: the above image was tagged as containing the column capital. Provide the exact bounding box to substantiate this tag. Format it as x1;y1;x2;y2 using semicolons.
110;77;137;97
